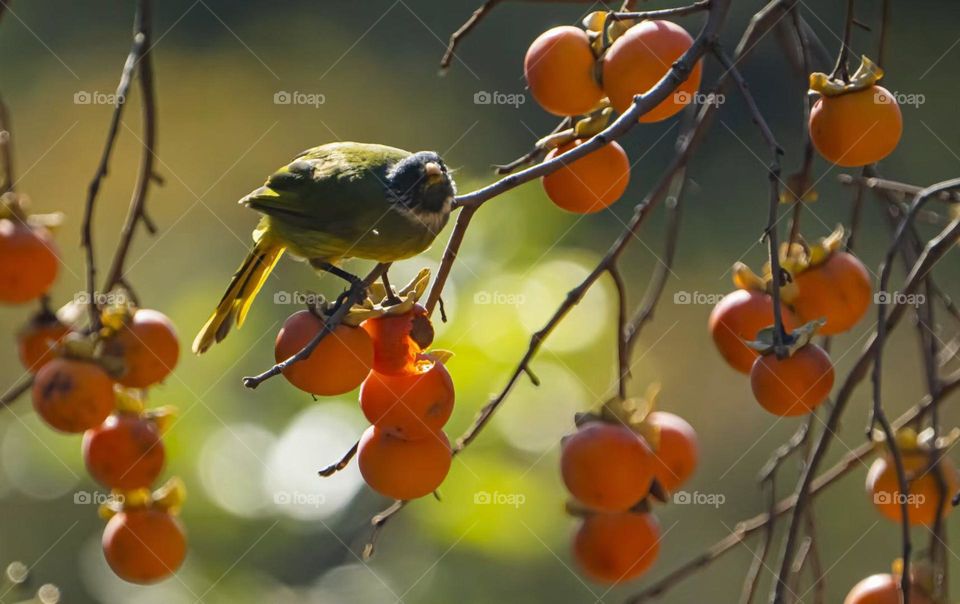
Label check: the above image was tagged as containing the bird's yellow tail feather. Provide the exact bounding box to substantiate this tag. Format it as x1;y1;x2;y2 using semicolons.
193;237;285;354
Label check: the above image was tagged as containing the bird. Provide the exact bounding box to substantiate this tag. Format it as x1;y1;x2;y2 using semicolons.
192;142;456;354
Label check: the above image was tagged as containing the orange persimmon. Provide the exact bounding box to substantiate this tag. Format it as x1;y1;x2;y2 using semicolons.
792;251;872;336
0;220;59;304
17;315;71;372
524;26;605;117
360;358;454;440
561;421;654;512
709;289;798;374
542;139;630;214
357;425;451;500
103;309;180;388
844;574;932;604
83;414;165;490
809;85;902;167
102;508;186;584
573;512;661;584
750;344;834;416
275;310;373;396
866;452;958;526
361;304;433;375
33;357;115;433
645;411;698;494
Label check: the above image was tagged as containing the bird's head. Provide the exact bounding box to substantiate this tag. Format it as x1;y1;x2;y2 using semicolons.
386;151;456;219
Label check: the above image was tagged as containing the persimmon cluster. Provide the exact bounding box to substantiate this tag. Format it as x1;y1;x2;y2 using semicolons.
522;16;700;214
559;393;698;584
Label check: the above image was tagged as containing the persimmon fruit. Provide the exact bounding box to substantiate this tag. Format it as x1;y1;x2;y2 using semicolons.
524;26;605;117
102;509;186;584
602;20;702;123
542;139;630;214
104;309;180;388
0;220;59;304
275;310;373;396
83;414;165;490
360;358;454;440
561;421;654;512
357;425;451;500
33;357;115;433
646;411;698;494
18;316;71;372
573;512;660;584
792;251;872;336
361;304;433;375
809;85;902;167
708;289;797;374
750;344;834;416
866;452;958;526
844;573;932;604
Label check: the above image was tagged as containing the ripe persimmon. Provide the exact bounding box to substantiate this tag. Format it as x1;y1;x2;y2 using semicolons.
275;310;373;396
866;451;958;526
103;309;180;388
357;425;451;500
602;20;702;123
33;357;115;433
361;304;433;375
360;358;454;440
17;315;71;372
809;85;902;167
709;289;797;374
645;411;698;494
102;508;186;584
524;26;605;117
844;574;932;604
542;139;630;214
573;512;660;584
792;251;872;336
750;344;834;416
561;421;653;512
83;414;165;490
0;220;59;304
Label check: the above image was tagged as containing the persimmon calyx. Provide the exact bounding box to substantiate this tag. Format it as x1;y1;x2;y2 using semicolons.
892;558;936;599
779;172;819;204
341;268;431;326
574;106;614;138
809;55;884;97
583;11;636;56
732;261;798;303
597;383;662;448
745;318;823;356
778;225;845;278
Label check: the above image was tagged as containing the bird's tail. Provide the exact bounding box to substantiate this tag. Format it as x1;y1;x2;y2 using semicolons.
193;234;285;354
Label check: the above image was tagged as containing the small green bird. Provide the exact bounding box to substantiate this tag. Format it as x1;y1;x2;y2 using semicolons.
193;142;455;354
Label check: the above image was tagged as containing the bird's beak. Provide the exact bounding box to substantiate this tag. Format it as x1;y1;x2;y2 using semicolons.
424;162;445;186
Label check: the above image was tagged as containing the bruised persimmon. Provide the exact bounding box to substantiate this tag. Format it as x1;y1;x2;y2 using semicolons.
361;303;433;375
360;358;454;440
645;411;698;494
0;220;59;304
357;425;451;500
708;289;797;374
524;26;605;117
83;414;165;490
33;357;115;433
750;344;834;416
866;451;958;526
602;20;702;123
102;508;186;584
810;85;902;167
275;310;373;396
792;251;872;336
17;315;71;372
844;573;932;604
103;309;180;388
561;421;653;512
573;512;660;584
542;139;630;214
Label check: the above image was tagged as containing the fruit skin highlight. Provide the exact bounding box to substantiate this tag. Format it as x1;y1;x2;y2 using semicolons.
542;140;631;214
809;85;902;168
524;26;605;117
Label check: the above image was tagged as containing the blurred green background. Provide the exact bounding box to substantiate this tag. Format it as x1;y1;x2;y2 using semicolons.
1;1;959;602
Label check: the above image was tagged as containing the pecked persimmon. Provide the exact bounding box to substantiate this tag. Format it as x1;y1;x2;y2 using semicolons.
275;310;373;396
809;85;902;167
709;289;798;374
573;512;660;584
102;508;186;584
561;421;654;512
645;411;698;494
792;251;872;336
524;26;605;117
17;315;71;372
844;573;932;604
0;220;59;304
33;357;115;433
361;304;433;375
360;358;454;440
83;414;165;490
866;451;958;526
357;425;451;500
750;344;834;416
542;139;630;214
103;309;180;388
602;20;702;123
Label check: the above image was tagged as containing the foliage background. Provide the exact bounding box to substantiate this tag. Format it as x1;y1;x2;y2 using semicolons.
0;1;959;602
